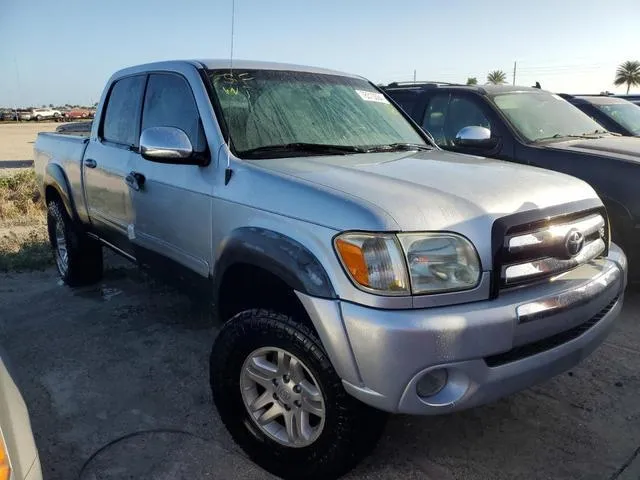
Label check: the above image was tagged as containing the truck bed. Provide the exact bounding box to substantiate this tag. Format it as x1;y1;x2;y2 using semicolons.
33;132;89;207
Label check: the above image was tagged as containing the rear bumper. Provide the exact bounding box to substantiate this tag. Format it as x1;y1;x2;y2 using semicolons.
299;244;627;414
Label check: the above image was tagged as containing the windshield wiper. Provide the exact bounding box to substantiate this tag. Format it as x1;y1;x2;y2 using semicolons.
238;143;367;159
584;129;620;137
364;143;433;153
534;133;586;142
534;131;615;142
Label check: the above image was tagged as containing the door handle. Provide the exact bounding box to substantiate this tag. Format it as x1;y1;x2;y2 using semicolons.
84;158;97;168
125;171;146;191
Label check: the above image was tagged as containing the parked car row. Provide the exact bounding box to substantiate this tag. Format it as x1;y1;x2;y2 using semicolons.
1;108;96;122
34;59;630;479
1;109;32;121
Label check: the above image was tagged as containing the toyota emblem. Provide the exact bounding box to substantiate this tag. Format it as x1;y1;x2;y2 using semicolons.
565;229;584;257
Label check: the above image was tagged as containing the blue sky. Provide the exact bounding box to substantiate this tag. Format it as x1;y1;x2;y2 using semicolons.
1;0;639;106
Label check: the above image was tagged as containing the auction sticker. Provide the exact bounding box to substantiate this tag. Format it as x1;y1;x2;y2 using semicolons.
356;90;389;104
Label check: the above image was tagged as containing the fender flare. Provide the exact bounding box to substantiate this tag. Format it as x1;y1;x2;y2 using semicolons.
44;163;77;220
213;227;337;305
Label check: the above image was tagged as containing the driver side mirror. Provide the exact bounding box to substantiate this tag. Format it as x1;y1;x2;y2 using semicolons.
454;126;497;149
140;126;206;165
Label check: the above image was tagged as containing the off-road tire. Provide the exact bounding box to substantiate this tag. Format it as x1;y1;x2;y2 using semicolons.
47;199;103;286
210;309;387;480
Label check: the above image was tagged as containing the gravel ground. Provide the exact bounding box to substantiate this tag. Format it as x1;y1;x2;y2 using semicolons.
0;259;639;480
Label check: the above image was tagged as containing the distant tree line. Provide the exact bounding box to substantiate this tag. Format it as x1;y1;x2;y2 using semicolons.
462;60;640;91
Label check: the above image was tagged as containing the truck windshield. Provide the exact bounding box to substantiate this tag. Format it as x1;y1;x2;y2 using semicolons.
207;69;427;158
492;91;606;142
595;102;640;135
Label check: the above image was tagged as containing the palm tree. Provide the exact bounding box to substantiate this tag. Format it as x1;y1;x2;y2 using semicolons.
614;61;640;94
466;77;478;85
486;70;507;85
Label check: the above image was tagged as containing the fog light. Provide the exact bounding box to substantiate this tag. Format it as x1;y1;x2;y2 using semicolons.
416;369;448;398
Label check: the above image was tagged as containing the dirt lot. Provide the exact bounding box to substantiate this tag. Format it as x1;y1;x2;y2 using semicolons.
0;263;638;480
0;121;58;164
1;122;640;479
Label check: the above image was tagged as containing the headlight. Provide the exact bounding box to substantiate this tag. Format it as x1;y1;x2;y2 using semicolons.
335;232;481;296
398;233;481;294
334;233;409;295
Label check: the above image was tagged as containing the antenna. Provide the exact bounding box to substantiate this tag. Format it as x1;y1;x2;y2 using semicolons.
224;0;236;185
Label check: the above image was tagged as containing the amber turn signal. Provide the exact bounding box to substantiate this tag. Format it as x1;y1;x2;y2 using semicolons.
0;435;10;480
335;238;370;287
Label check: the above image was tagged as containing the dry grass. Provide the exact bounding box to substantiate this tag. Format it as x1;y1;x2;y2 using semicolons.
0;170;52;271
0;224;52;272
0;170;46;224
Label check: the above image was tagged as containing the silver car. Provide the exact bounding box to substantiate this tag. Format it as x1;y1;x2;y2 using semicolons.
0;354;42;480
34;60;627;479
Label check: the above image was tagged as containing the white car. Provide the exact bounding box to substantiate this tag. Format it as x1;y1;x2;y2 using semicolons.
0;354;42;479
30;108;61;121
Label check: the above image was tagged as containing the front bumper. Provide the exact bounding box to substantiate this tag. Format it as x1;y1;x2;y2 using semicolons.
298;244;627;414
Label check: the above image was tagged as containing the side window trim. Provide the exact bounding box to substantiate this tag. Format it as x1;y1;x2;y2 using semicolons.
141;71;208;152
98;73;147;148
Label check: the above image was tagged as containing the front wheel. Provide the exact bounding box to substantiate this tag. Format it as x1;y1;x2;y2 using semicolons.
210;309;387;480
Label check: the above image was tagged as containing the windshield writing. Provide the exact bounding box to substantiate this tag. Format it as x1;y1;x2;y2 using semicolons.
208;69;426;157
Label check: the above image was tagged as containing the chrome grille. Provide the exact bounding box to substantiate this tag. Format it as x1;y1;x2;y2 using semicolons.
499;211;608;287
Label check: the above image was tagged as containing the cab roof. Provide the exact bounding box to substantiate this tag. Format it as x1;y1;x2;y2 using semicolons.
566;95;635;105
113;59;361;80
383;81;545;96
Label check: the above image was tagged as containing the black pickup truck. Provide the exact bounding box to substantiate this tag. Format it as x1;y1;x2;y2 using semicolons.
383;82;640;272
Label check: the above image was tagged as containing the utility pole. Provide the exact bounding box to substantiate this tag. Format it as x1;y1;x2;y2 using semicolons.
512;61;517;85
413;69;416;82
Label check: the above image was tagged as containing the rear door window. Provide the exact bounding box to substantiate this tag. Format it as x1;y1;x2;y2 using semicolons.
142;73;207;152
102;75;146;147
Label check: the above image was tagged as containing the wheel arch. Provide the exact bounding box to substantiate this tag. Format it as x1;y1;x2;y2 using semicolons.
213;227;337;320
44;163;77;221
213;228;364;395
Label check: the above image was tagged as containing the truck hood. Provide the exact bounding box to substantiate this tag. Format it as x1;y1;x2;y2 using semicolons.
543;136;640;163
255;150;598;268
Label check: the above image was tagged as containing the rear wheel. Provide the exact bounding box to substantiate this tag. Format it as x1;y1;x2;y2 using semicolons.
210;309;387;480
47;199;103;286
35;115;42;121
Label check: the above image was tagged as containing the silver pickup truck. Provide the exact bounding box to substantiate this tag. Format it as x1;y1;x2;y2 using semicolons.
35;60;627;480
